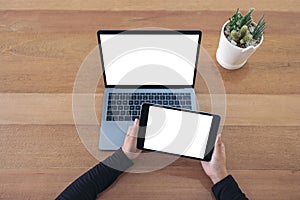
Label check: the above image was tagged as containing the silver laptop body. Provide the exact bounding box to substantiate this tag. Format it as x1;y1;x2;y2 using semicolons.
97;30;202;150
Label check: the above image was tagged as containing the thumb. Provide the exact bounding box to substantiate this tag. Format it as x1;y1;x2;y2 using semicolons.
216;134;222;145
214;134;223;151
134;118;140;126
127;119;139;137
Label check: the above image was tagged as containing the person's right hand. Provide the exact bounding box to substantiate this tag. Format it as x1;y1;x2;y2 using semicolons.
201;134;229;184
121;119;142;160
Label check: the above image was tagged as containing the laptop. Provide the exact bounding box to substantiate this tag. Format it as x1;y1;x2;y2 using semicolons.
97;30;202;150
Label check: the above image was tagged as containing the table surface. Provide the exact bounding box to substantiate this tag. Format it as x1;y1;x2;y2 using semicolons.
0;1;299;199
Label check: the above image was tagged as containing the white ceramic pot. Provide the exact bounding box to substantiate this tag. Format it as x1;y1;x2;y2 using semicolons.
216;21;264;70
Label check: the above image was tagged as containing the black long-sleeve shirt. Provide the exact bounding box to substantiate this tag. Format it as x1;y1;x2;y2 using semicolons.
56;149;248;200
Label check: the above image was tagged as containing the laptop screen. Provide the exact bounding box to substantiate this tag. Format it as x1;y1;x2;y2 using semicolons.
98;30;201;87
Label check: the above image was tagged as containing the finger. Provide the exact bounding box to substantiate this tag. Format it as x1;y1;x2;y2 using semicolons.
213;134;222;153
134;118;140;126
216;134;222;145
127;125;139;137
131;119;140;133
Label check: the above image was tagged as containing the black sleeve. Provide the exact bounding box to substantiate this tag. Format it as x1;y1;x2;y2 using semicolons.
56;148;133;200
212;175;248;200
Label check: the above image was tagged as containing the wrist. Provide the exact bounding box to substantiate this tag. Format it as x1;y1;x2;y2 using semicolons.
121;147;136;160
210;171;229;184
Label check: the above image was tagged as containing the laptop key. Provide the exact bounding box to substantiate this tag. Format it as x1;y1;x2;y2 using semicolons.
112;106;117;110
112;110;119;115
125;116;131;121
163;101;168;105
121;111;125;115
132;116;139;121
113;116;118;121
169;101;174;105
119;116;124;121
186;101;191;105
124;106;129;110
183;96;191;100
129;101;133;105
130;106;134;110
118;106;123;110
106;116;112;121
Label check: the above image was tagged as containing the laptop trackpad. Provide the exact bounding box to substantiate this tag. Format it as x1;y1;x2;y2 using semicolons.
99;121;132;150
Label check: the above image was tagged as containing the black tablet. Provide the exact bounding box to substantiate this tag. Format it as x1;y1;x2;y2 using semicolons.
137;104;221;161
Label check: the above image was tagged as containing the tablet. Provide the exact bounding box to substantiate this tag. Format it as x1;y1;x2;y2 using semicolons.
137;104;221;161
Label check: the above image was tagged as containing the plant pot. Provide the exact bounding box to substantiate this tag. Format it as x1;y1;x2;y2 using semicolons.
216;21;264;70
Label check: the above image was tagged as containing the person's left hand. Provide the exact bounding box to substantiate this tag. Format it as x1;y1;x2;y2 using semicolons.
122;119;142;160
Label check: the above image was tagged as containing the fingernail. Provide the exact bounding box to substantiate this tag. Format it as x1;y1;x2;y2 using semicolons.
134;118;139;125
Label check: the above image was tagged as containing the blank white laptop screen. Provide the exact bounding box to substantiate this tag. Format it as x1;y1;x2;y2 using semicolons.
143;106;213;159
99;33;200;86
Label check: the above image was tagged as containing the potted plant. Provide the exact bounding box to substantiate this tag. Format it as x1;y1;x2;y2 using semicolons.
216;8;266;70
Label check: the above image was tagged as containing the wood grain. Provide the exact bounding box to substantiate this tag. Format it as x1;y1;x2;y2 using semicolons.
0;1;299;199
0;93;298;126
1;11;298;33
0;125;299;170
0;168;299;200
0;11;299;94
0;0;299;12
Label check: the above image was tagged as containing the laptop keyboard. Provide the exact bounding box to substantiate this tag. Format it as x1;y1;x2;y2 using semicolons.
106;92;192;121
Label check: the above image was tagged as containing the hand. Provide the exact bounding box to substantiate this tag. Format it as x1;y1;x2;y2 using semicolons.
122;119;142;160
201;134;229;184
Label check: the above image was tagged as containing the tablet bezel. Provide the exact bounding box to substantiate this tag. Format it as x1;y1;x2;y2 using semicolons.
137;103;221;161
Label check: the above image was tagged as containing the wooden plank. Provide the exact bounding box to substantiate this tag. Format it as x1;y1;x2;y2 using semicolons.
0;33;298;94
0;11;298;34
0;125;98;168
0;168;299;200
0;125;299;170
0;11;299;94
0;0;299;12
0;93;298;126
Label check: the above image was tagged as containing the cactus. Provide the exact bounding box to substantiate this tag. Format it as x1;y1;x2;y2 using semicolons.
230;25;253;44
226;8;266;47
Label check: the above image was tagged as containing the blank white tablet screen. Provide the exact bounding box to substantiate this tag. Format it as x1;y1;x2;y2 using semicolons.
144;106;213;159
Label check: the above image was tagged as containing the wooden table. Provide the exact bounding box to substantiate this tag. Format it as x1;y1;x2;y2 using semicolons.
0;1;299;199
